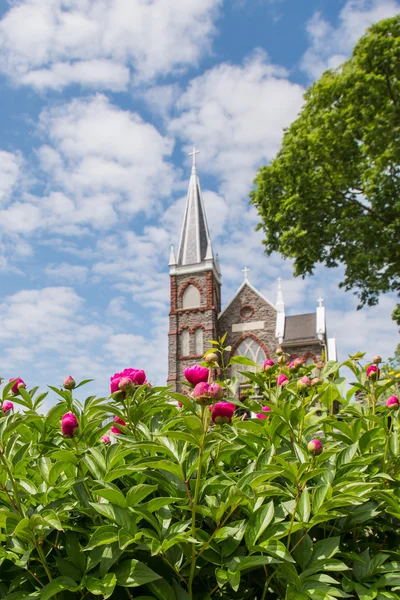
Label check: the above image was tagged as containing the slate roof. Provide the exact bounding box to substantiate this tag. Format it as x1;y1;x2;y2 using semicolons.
283;313;318;344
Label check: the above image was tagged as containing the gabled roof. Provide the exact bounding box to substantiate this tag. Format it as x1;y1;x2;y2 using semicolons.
283;313;318;344
177;153;213;266
219;279;276;318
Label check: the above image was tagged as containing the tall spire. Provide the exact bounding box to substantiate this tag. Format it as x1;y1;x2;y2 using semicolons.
177;147;213;266
276;277;285;313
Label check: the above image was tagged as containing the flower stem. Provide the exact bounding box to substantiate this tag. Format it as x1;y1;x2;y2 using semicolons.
36;542;53;582
0;451;22;514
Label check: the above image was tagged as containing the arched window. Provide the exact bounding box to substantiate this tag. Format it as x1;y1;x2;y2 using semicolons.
195;328;203;355
232;337;266;383
182;284;201;309
181;329;190;356
305;357;314;366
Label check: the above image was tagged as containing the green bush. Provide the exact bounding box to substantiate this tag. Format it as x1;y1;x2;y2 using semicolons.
0;347;400;600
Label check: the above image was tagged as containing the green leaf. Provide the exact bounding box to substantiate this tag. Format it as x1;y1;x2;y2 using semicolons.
85;525;119;550
229;356;258;367
245;500;274;548
95;488;126;508
309;537;341;566
40;576;79;600
85;574;117;598
114;559;162;587
297;488;311;522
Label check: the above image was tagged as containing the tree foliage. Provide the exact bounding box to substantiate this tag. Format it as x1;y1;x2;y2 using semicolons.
1;346;400;599
251;16;400;321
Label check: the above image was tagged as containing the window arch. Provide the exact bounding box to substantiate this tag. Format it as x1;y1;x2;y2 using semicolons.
182;285;201;309
194;328;203;355
231;336;266;383
181;329;190;356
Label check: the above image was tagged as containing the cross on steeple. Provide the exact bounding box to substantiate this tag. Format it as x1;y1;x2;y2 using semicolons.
242;267;250;280
189;146;200;168
317;297;324;307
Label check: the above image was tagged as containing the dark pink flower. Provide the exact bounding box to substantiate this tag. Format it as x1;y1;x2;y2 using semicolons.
9;378;26;395
184;365;209;385
294;357;304;368
101;434;111;444
276;374;289;387
211;402;235;425
193;382;211;403
177;401;183;408
61;412;79;438
308;439;323;455
288;360;296;371
209;383;224;400
387;396;399;410
366;365;379;380
297;376;311;390
256;406;271;419
110;416;126;434
263;359;274;370
110;368;146;394
2;401;14;414
63;375;76;390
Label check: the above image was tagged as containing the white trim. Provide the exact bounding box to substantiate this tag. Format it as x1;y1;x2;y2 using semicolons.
275;311;285;340
232;321;265;333
219;280;276;318
327;337;337;361
169;261;221;284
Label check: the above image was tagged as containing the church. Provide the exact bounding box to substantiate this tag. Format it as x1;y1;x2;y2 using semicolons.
168;151;337;391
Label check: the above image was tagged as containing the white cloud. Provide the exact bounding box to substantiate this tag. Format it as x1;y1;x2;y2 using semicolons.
0;0;222;90
0;150;21;204
44;263;89;284
169;51;304;203
301;0;400;79
107;297;134;321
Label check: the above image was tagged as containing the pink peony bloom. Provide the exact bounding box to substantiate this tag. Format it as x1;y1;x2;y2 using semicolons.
101;434;111;444
297;376;311;390
288;361;296;371
211;402;236;425
110;416;126;434
308;439;323;455
257;406;271;419
209;383;224;400
294;357;304;368
193;382;211;403
61;412;79;438
276;374;289;387
9;378;26;395
373;355;382;364
2;401;14;413
184;365;209;385
110;368;146;394
387;396;400;410
263;359;274;370
311;377;322;386
366;365;379;380
63;375;76;390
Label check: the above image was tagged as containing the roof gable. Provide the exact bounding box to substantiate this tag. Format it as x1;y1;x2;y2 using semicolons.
219;280;276;318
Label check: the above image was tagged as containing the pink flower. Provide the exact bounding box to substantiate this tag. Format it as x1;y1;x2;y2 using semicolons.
294;357;304;368
209;383;224;400
276;374;289;387
297;376;311;390
63;375;76;390
211;402;235;425
263;359;274;370
257;406;271;419
387;396;399;410
373;355;382;364
308;439;323;455
184;365;209;385
311;377;322;386
193;382;211;403
2;401;14;414
110;416;126;434
61;412;79;438
9;378;26;395
288;361;296;371
366;365;379;380
177;401;183;408
101;434;111;444
110;368;146;394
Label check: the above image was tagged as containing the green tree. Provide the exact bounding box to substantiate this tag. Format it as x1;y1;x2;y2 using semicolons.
251;16;400;324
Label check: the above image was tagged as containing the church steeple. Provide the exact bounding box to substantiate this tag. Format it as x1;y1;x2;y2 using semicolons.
177;147;213;266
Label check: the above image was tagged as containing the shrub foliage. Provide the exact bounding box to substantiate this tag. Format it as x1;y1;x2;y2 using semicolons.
0;346;400;599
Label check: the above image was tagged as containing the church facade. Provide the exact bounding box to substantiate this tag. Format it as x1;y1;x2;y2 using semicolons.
168;153;337;391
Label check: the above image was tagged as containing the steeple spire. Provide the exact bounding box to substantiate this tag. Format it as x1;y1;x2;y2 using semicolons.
177;147;213;266
276;277;285;313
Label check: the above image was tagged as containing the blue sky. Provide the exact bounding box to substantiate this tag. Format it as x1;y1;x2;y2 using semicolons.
0;0;399;406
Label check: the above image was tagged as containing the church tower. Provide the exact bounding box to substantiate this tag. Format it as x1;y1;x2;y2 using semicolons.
168;149;221;391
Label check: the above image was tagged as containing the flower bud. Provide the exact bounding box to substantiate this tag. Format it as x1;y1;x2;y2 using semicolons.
263;359;274;371
276;374;289;387
288;361;296;371
118;377;134;392
311;377;322;387
276;347;283;355
277;355;287;365
308;439;323;455
211;402;235;425
63;375;76;390
101;434;111;444
387;396;399;411
2;401;14;414
373;355;382;364
366;365;379;381
61;412;79;438
9;378;26;395
297;376;311;391
111;416;126;434
205;352;218;364
315;361;324;369
256;406;271;419
294;357;304;368
209;383;224;401
184;365;209;385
